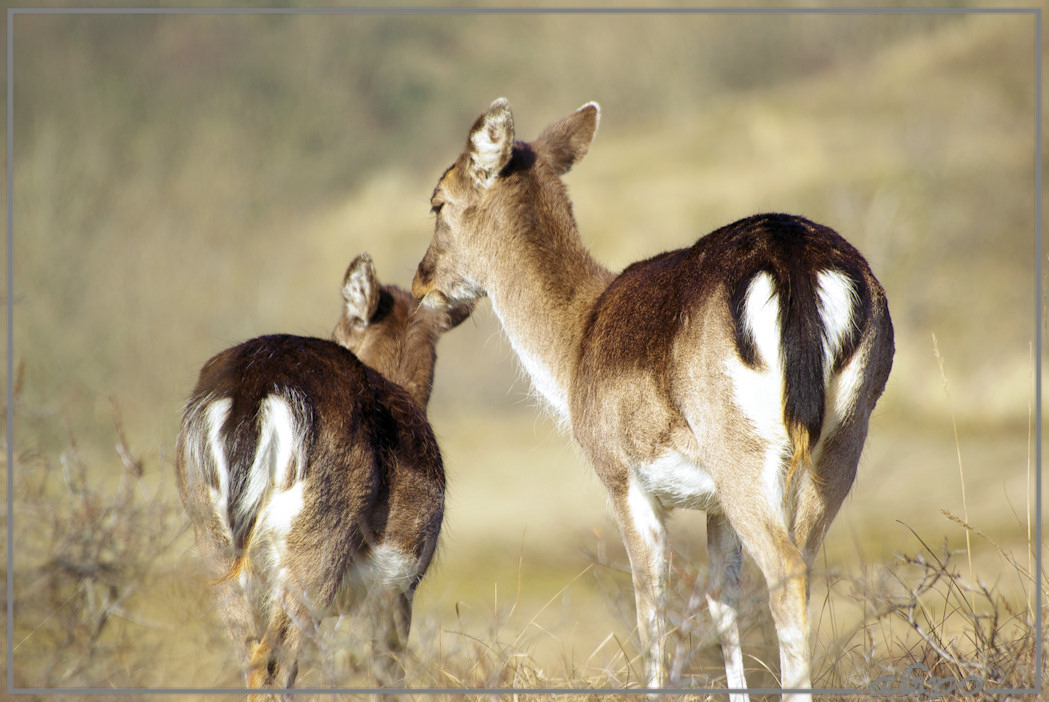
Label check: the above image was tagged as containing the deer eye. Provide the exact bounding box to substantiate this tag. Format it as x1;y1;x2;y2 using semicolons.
430;200;445;216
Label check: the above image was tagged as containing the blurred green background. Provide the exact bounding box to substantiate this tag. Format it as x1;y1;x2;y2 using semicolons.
6;2;1041;692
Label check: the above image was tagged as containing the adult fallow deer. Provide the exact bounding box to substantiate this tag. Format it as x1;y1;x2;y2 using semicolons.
412;99;893;700
177;253;470;698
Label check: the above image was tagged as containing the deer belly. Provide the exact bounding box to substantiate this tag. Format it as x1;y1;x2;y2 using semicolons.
635;451;718;511
334;544;420;611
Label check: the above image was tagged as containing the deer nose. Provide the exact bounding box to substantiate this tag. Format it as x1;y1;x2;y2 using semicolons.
411;275;434;302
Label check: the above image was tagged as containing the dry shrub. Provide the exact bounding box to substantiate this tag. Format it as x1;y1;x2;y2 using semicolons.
815;524;1045;700
577;523;1044;700
6;389;183;693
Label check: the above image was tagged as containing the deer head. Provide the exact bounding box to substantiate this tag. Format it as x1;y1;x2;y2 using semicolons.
412;98;601;311
336;252;472;408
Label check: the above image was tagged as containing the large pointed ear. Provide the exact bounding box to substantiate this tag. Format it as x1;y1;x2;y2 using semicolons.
533;101;600;176
341;252;380;325
466;98;515;187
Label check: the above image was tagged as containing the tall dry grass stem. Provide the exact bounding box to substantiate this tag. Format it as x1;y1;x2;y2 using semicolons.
932;332;975;611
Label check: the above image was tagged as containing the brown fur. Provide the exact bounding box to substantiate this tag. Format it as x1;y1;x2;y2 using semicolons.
413;99;893;698
176;253;471;697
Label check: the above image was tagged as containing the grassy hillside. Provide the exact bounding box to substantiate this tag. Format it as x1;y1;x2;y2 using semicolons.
6;7;1042;696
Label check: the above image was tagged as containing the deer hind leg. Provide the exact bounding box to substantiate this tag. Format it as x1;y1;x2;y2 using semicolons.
243;533;354;700
760;535;810;701
609;476;669;689
193;522;261;685
717;468;812;700
791;424;865;570
247;590;312;701
706;511;749;702
371;587;413;687
210;571;260;684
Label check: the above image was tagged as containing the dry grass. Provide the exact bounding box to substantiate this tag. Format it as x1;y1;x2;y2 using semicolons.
3;306;1044;695
6;412;1042;698
6;388;183;692
812;526;1044;698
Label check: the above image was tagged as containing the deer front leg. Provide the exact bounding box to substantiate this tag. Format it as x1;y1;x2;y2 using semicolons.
706;511;749;702
609;477;669;690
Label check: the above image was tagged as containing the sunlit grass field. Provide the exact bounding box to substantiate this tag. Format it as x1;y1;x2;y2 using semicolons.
6;6;1043;698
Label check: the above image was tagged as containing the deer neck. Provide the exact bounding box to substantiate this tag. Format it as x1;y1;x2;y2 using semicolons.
394;321;439;410
350;319;438;412
485;217;613;423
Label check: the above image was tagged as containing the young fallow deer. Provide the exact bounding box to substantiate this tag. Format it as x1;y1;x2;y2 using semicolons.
176;253;470;698
412;99;894;699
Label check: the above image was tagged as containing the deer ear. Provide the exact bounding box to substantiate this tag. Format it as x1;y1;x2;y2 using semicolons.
466;98;515;187
534;101;600;176
342;252;380;324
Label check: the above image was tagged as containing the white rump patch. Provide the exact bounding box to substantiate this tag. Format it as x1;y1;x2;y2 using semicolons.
815;269;858;369
740;271;781;370
232;394;308;533
726;272;788;446
816;269;864;433
825;339;869;434
726;272;793;522
259;480;306;543
204;398;232;513
234;396;290;527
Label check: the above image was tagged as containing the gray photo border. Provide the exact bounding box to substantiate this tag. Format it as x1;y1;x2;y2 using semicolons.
5;5;1043;698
